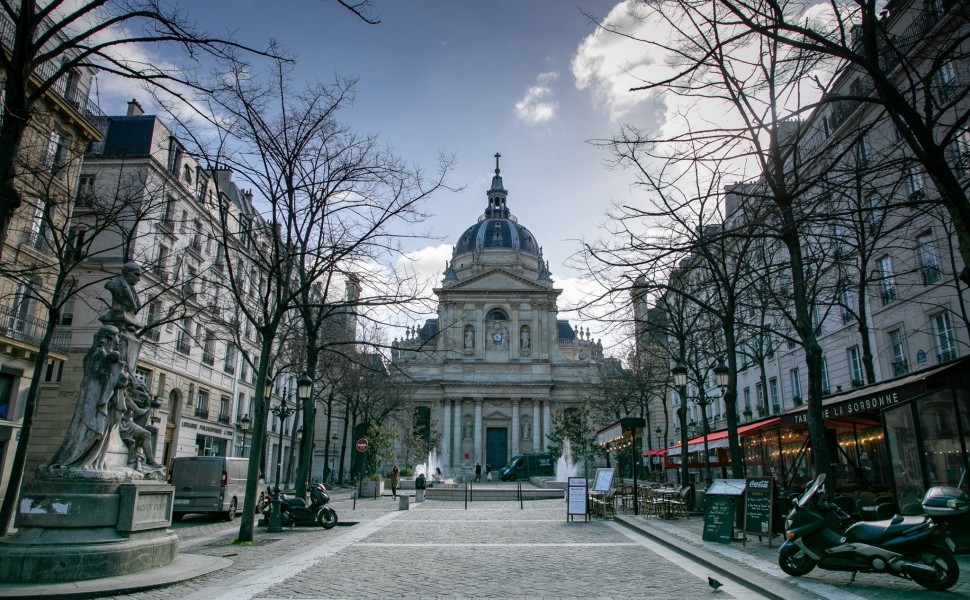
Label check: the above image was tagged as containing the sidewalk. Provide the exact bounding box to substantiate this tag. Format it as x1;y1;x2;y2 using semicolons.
614;512;970;600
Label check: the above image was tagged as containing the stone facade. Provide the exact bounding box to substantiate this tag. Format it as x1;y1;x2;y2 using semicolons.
391;156;603;476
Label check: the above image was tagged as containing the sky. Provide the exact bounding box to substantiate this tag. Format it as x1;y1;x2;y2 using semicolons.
93;1;679;354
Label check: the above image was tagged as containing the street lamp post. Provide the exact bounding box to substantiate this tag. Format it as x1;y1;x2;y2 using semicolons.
713;359;730;481
267;389;295;533
671;361;690;489
238;414;251;457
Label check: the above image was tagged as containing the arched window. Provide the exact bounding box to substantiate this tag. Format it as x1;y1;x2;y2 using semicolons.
486;309;507;321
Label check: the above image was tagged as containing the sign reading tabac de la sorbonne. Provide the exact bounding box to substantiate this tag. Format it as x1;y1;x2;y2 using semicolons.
782;391;902;426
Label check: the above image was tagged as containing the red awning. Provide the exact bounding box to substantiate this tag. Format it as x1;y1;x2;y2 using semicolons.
642;448;668;457
667;417;780;456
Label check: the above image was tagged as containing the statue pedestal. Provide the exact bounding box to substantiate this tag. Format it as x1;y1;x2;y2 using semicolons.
0;479;177;583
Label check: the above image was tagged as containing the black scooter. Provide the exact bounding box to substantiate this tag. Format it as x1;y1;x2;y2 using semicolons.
779;474;968;590
263;483;338;529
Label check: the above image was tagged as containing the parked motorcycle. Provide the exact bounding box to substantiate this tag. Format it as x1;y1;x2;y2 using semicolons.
262;483;338;529
779;473;968;590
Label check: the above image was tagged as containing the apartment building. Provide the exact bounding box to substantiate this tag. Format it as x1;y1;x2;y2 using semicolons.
26;103;302;481
0;12;104;503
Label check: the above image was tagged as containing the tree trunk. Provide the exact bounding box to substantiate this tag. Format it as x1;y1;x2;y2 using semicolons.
237;339;274;543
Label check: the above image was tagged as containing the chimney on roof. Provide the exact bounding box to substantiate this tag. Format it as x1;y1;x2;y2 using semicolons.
127;99;144;117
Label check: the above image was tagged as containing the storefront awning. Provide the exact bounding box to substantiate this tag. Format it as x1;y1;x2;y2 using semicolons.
777;362;962;426
642;448;667;457
666;417;779;456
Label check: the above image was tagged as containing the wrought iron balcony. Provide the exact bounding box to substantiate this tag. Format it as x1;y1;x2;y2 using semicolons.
194;407;209;419
0;304;71;352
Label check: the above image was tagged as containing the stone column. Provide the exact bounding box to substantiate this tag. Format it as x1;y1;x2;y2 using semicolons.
453;399;462;469
532;401;540;451
442;398;452;469
543;401;552;449
474;398;483;464
511;398;520;456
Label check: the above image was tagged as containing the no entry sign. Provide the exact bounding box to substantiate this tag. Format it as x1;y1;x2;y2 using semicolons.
356;438;369;453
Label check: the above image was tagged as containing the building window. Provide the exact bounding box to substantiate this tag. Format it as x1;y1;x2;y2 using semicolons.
932;311;958;363
162;196;176;227
202;330;216;365
218;396;230;424
78;175;95;205
869;194;883;232
45;129;71;174
840;288;855;324
950;130;970;180
8;281;34;336
756;382;765;412
848;345;864;387
765;332;774;359
916;232;940;285
879;256;897;305
196;389;210;419
906;166;925;201
769;377;779;413
856;134;870;168
486;309;508;320
144;302;162;342
790;368;802;405
224;344;237;374
743;387;751;410
888;328;909;376
176;318;192;355
154;245;169;281
936;61;958;102
135;368;152;389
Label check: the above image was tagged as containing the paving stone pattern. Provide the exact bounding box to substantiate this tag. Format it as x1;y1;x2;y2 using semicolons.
106;495;727;599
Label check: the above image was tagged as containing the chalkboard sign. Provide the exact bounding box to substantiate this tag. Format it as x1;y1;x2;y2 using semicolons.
592;468;614;492
744;477;774;541
702;494;735;544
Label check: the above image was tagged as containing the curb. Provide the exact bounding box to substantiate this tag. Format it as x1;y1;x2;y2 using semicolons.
614;516;821;600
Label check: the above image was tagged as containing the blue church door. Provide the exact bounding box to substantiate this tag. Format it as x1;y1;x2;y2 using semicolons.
485;427;508;474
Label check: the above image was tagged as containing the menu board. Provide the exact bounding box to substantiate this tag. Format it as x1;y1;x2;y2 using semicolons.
702;494;735;544
744;477;774;538
592;468;614;492
567;477;588;518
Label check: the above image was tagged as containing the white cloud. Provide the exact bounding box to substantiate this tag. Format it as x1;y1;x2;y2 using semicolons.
514;71;560;126
571;1;672;124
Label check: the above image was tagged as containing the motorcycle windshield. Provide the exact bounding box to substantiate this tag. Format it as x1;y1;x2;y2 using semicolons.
797;474;826;509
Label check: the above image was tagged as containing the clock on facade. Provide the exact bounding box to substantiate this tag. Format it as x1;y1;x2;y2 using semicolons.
492;331;503;343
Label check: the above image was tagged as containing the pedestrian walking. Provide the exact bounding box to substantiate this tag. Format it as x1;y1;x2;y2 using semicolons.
475;462;482;482
388;465;401;499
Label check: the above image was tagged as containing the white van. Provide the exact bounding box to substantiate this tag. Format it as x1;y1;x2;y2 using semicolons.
170;456;250;521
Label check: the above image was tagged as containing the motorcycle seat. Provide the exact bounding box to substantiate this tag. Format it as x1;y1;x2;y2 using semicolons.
845;515;929;544
283;498;308;509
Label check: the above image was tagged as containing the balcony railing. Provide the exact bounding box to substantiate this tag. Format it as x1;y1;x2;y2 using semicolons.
0;304;70;352
938;349;958;363
892;359;910;376
202;350;215;366
922;265;941;285
175;339;191;355
194;407;209;419
218;413;231;425
21;230;53;256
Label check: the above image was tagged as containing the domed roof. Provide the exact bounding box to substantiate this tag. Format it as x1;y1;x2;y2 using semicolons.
453;153;541;259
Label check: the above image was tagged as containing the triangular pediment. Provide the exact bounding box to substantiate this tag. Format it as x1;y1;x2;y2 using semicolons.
443;268;552;293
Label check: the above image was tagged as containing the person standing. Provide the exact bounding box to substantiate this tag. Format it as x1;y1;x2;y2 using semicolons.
388;465;401;499
475;462;482;482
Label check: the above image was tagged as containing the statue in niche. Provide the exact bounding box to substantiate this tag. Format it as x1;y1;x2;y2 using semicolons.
520;326;531;350
464;326;475;349
463;416;473;440
42;325;126;471
521;415;531;440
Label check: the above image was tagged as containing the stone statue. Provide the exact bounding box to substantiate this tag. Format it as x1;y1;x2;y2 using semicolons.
463;416;473;440
520;327;530;349
120;383;162;468
102;262;142;326
464;326;475;349
521;416;531;440
42;325;126;471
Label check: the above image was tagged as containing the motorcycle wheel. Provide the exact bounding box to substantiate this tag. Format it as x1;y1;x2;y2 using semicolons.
779;543;816;576
908;546;959;591
318;507;338;529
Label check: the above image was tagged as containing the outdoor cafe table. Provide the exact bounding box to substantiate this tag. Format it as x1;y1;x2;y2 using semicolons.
653;487;681;518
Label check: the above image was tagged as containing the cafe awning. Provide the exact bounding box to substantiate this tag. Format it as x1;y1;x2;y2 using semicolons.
642;448;668;457
666;417;779;457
